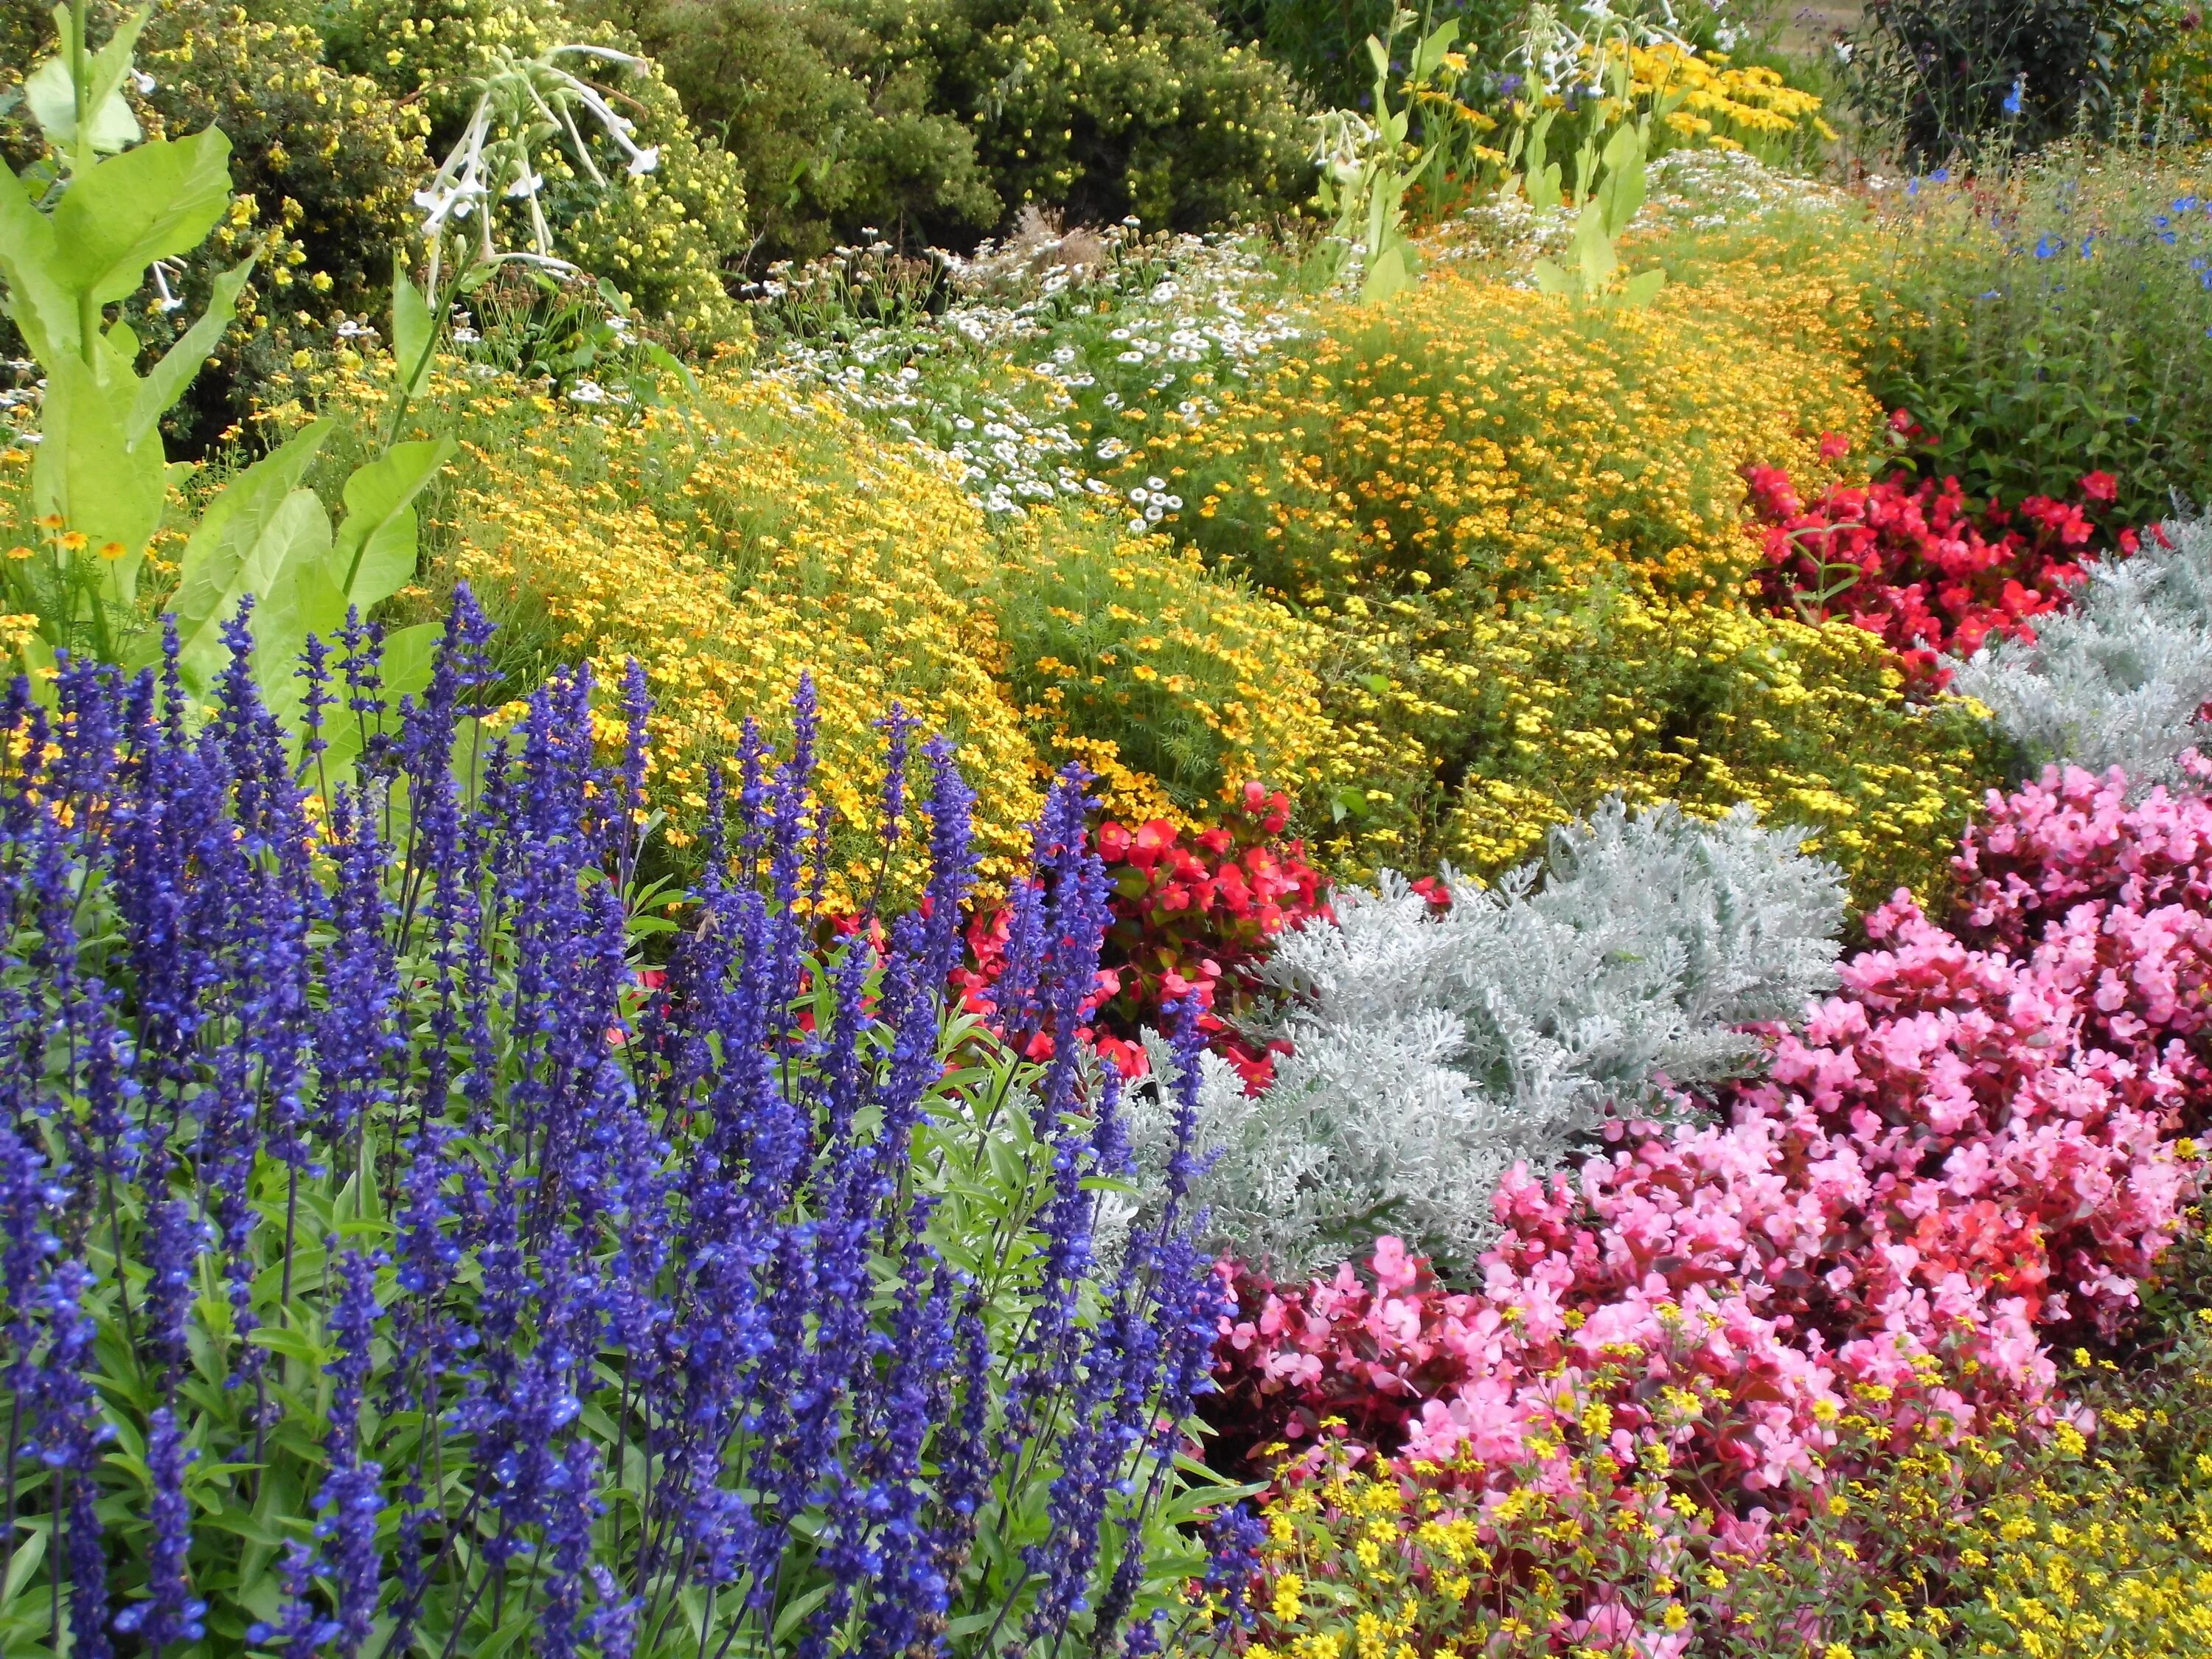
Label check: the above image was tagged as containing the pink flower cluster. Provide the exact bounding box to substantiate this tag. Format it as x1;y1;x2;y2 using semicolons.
1211;766;2211;1510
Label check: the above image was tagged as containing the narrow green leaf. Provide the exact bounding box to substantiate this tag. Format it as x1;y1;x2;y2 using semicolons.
128;254;257;444
392;253;434;395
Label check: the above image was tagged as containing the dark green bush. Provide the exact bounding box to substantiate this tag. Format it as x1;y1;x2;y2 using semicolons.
579;0;1000;262
880;0;1311;234
1846;0;2163;162
609;0;1310;262
1211;0;1522;116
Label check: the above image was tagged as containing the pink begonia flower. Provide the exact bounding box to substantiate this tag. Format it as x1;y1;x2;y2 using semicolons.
1206;764;2212;1650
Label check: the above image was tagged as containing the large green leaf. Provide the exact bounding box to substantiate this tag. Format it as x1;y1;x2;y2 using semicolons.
333;437;455;607
174;487;332;693
0;164;75;363
23;5;150;153
1407;17;1461;84
251;533;348;707
23;55;139;153
167;419;331;640
129;254;257;445
50;127;234;305
31;349;167;605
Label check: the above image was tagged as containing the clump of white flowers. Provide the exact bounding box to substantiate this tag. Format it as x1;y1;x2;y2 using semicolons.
1952;517;2212;795
1121;800;1845;1277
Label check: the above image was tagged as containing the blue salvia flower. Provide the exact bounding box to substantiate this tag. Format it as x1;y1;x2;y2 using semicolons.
113;1405;206;1651
317;1250;386;1657
0;609;1233;1659
141;1182;201;1382
38;1262;115;1659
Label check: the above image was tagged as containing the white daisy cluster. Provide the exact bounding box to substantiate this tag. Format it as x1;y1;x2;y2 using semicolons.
1640;148;1847;230
758;232;1305;516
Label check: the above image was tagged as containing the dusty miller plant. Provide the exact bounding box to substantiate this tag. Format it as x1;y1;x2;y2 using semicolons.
1953;516;2212;796
1121;800;1846;1276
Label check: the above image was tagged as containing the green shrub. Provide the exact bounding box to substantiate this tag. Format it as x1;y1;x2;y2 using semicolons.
1863;145;2212;526
897;0;1312;233
616;0;1310;260
1845;0;2163;162
580;0;1000;263
324;0;751;344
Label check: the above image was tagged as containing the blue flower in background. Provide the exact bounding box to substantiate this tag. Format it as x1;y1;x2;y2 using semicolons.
1932;167;1951;182
1978;289;2002;299
2003;76;2025;115
2035;235;2061;259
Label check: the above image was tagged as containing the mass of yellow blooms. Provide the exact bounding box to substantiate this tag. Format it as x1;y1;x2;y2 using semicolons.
1632;44;1840;148
1140;253;1879;608
341;362;1326;905
1312;585;1997;905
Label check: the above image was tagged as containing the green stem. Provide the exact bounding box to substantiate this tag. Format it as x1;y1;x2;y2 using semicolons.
68;0;99;368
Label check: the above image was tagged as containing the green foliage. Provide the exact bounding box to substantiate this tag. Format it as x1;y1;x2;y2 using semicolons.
1311;11;1460;304
1862;145;2212;526
1844;0;2164;164
1528;122;1668;305
894;0;1311;234
579;0;1000;263
0;0;447;712
623;0;1310;262
1214;0;1524;114
327;0;751;344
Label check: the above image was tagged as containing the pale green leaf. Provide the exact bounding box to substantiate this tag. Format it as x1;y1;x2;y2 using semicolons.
333;437;455;606
31;350;166;606
167;417;330;641
392;253;434;395
50;127;234;305
0;162;74;363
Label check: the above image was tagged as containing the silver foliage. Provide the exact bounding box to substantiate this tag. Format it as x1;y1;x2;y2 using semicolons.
1952;518;2212;795
1124;800;1846;1277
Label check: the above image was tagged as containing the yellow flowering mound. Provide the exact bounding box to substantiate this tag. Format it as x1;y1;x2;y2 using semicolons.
1141;257;1878;610
353;361;1332;900
1311;585;1999;908
447;377;1043;900
1932;1315;2212;1659
991;515;1332;826
1632;44;1838;149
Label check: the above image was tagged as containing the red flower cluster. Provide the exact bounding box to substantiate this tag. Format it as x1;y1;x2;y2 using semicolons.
958;782;1329;1085
1743;418;2145;686
1205;765;2212;1503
